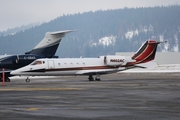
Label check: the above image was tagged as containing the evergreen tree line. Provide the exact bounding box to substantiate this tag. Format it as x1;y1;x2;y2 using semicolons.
0;5;180;57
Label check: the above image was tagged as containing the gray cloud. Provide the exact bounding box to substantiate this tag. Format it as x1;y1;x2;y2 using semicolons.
0;0;180;31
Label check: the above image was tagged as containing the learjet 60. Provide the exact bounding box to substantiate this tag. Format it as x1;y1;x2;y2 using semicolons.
11;40;161;82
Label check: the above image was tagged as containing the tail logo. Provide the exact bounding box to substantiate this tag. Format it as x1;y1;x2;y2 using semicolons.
131;40;160;64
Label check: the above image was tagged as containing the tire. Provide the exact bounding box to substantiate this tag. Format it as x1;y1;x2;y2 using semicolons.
26;78;30;83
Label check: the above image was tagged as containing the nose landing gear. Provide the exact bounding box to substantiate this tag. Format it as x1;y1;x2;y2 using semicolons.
26;77;30;83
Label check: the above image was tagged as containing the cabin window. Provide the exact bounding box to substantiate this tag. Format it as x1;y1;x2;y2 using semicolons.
58;63;61;66
83;62;85;65
31;61;42;65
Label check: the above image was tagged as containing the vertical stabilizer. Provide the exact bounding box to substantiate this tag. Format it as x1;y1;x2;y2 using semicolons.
25;30;74;57
128;40;160;65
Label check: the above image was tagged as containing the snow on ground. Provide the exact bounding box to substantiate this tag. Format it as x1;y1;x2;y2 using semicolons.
121;64;180;73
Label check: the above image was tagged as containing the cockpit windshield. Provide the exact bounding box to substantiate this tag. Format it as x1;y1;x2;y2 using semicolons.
31;60;43;65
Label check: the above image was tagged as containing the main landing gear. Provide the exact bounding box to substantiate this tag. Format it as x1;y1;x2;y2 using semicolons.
5;77;10;82
0;77;10;82
88;75;101;81
25;77;30;83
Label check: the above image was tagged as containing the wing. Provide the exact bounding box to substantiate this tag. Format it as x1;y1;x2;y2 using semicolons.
75;68;125;75
75;62;157;75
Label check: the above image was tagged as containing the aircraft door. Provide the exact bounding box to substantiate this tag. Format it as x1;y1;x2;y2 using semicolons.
48;60;55;69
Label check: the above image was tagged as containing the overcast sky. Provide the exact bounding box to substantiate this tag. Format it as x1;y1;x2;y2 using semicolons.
0;0;180;31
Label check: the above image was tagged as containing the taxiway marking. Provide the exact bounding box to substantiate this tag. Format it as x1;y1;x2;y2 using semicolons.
0;87;82;91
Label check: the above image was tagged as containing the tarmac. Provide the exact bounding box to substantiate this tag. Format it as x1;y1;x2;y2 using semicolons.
0;73;180;120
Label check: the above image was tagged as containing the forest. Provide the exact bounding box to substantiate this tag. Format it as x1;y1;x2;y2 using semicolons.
0;5;180;57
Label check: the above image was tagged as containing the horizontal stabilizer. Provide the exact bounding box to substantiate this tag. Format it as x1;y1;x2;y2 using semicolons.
50;30;75;35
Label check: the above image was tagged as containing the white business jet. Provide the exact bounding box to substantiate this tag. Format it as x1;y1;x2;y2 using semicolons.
11;40;161;82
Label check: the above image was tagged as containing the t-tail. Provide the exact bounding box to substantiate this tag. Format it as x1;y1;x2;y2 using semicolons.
25;30;74;58
128;40;160;65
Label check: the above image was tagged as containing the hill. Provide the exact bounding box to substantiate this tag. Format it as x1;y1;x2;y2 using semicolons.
0;5;180;57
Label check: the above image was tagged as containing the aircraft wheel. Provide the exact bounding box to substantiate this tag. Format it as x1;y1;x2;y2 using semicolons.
26;78;30;83
95;74;101;81
89;78;94;81
5;78;11;82
88;75;94;81
95;78;101;81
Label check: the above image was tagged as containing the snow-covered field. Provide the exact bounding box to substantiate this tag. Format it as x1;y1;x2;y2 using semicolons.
122;64;180;73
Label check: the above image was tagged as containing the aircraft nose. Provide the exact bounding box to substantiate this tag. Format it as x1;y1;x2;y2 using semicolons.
10;70;19;75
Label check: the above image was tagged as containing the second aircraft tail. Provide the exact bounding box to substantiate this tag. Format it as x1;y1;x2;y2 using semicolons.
25;30;74;58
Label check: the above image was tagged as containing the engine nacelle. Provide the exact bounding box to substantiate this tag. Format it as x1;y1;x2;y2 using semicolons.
104;55;125;66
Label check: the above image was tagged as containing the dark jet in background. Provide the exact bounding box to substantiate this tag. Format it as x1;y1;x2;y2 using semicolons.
0;30;73;82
